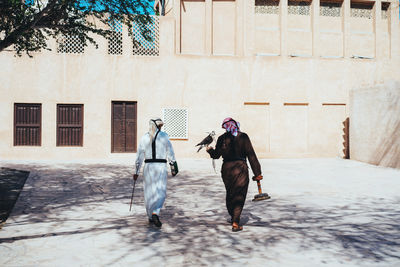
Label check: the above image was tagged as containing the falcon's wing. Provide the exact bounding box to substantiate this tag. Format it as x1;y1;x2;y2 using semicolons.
197;134;212;146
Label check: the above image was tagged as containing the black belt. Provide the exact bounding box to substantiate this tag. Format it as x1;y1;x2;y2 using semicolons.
223;158;246;163
145;159;167;163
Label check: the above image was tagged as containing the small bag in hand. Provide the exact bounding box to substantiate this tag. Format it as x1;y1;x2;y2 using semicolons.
169;161;179;176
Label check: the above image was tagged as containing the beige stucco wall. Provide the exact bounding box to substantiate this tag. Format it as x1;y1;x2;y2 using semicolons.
350;81;400;169
1;0;399;161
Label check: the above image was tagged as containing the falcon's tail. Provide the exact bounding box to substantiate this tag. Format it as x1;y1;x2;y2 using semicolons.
197;145;203;152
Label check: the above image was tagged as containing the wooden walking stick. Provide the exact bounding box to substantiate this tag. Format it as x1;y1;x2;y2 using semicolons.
129;175;138;211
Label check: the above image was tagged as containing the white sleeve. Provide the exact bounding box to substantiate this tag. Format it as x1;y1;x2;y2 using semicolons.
166;135;176;163
134;135;146;175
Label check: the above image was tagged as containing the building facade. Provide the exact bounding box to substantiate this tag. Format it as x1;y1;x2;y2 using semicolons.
0;0;399;160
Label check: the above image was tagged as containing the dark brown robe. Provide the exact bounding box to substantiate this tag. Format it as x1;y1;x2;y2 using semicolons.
207;131;261;224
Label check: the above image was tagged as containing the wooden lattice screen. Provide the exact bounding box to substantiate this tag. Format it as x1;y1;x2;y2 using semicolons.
14;103;41;146
57;104;84;146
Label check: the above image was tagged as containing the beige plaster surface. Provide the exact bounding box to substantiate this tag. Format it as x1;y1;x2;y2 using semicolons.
0;0;399;160
1;52;400;160
350;81;400;169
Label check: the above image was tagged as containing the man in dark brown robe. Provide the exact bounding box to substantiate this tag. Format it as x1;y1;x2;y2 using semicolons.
206;117;263;232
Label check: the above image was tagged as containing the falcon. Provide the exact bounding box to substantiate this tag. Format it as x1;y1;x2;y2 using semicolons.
196;131;216;152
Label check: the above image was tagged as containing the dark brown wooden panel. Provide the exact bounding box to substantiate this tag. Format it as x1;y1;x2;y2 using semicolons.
112;101;137;153
14;103;41;146
125;103;137;152
57;104;83;146
112;103;125;152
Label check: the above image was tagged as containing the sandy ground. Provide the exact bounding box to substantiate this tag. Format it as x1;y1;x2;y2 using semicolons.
0;158;399;267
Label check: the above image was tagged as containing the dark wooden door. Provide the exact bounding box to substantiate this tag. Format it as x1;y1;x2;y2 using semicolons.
112;101;137;152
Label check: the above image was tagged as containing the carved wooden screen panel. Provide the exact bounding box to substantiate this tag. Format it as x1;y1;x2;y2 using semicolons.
57;104;84;146
108;19;123;55
162;108;188;139
132;16;159;56
57;35;85;54
14;103;41;146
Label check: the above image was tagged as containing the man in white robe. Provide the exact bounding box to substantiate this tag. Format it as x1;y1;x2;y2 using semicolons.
134;118;176;227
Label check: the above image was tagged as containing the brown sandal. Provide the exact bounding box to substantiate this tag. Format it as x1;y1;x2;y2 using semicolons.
232;225;243;232
232;223;243;232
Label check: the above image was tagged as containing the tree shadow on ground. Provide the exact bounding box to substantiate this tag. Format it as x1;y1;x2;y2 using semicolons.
0;168;29;225
0;163;399;266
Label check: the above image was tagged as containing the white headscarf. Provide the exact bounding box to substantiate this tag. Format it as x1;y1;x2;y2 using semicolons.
149;118;164;140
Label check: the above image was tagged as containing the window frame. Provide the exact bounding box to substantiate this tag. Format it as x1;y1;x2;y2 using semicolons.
56;104;84;147
14;103;42;146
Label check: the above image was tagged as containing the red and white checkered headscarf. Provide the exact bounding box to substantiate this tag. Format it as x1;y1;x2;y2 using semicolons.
222;117;240;137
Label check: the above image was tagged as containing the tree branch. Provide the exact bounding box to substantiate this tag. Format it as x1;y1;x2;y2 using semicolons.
0;0;58;52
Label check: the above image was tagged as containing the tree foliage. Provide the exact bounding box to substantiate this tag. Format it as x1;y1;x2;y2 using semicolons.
0;0;155;56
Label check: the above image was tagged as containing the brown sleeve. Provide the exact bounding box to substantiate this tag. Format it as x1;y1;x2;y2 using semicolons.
244;133;262;177
207;135;223;159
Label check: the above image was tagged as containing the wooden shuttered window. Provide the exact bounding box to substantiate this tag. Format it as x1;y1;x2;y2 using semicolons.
14;103;42;146
57;104;84;146
112;101;137;152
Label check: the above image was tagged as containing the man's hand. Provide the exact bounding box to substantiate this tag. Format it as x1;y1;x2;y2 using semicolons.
206;146;214;152
252;175;263;181
133;174;139;181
